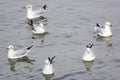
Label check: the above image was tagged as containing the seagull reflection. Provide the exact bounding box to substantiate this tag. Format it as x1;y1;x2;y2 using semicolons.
43;74;54;80
8;56;35;72
94;35;112;47
32;32;49;45
83;61;94;71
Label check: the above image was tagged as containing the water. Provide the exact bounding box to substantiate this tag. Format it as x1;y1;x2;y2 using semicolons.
0;0;120;80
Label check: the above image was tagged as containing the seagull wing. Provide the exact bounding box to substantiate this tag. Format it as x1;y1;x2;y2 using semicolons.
32;10;43;16
14;45;33;57
95;26;105;34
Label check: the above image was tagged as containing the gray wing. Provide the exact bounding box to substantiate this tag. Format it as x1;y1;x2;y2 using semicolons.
14;49;28;56
14;45;33;56
95;27;105;34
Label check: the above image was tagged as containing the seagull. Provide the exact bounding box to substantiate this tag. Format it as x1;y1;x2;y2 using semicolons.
29;20;45;34
42;56;55;75
7;45;33;59
82;44;95;61
94;22;112;37
24;4;47;19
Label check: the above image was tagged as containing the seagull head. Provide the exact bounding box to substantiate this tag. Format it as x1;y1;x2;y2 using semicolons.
23;4;32;10
105;22;112;26
45;59;50;65
7;45;14;50
86;44;93;53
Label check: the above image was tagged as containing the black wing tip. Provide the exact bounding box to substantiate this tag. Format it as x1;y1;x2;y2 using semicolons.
48;57;51;61
96;23;100;27
86;43;94;48
27;45;33;50
43;4;47;10
90;44;94;48
48;56;55;64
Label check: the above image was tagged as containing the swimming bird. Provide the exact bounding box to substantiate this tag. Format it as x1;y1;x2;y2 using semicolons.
24;4;47;19
94;22;112;37
29;20;45;34
42;56;55;75
82;44;95;61
7;45;33;59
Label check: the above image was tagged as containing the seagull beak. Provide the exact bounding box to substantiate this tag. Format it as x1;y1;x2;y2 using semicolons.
110;24;112;26
22;6;26;9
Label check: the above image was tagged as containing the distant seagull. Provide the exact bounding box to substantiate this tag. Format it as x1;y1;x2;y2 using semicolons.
23;4;47;19
42;56;55;75
7;45;33;59
82;44;95;61
29;20;45;34
94;22;112;37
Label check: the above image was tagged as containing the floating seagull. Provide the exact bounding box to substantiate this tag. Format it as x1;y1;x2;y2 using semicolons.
94;22;112;37
42;56;55;75
82;44;95;61
29;20;45;34
7;45;33;59
24;4;47;19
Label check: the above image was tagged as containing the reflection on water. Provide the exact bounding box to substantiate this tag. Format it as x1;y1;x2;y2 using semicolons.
83;61;94;71
26;17;48;26
94;35;112;47
43;74;54;80
94;35;113;56
8;56;35;72
32;32;49;45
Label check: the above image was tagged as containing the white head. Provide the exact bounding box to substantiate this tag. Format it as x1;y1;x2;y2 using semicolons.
45;59;50;65
105;22;112;26
86;44;94;53
86;48;91;53
24;4;32;10
8;45;14;49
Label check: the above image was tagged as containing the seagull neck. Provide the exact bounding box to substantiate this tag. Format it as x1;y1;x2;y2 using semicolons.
105;25;111;32
8;49;14;58
27;9;32;14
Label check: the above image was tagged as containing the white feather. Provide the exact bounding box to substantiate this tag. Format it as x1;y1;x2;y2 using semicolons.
42;60;54;75
8;45;33;59
24;4;46;19
94;22;112;37
32;23;45;34
82;47;95;61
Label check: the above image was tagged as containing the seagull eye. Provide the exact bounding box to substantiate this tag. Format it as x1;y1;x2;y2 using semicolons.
29;6;31;8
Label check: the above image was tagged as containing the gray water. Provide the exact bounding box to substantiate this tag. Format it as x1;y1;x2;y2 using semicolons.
0;0;120;80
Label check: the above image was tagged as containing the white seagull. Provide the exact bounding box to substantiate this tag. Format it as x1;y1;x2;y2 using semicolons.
29;20;45;34
82;44;95;61
94;22;112;37
24;4;47;19
7;45;33;59
42;56;55;75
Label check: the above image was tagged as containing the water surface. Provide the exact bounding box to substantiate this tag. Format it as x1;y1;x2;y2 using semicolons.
0;0;120;80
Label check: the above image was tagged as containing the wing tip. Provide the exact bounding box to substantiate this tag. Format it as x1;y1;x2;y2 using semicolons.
27;45;33;50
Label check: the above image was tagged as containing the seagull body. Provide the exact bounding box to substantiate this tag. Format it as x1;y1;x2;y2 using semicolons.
94;22;112;37
82;44;95;61
42;60;54;75
24;4;46;19
30;20;45;34
42;56;55;75
8;45;33;59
